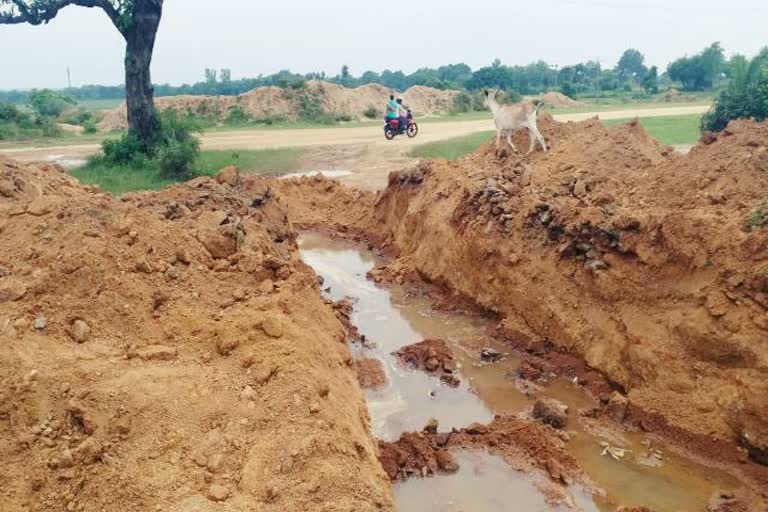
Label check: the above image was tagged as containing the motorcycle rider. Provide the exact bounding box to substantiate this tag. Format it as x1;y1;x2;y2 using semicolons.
385;94;399;126
396;97;409;133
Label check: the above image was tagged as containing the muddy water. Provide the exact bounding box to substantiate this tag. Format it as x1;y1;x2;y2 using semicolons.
298;232;741;512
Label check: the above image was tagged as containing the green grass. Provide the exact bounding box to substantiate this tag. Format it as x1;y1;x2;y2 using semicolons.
71;148;302;195
602;114;703;145
409;130;495;160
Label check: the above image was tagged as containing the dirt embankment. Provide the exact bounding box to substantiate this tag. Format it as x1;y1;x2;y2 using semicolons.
0;159;393;511
97;80;459;131
276;118;768;475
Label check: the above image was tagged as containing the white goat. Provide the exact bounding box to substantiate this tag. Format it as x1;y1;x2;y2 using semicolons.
483;89;547;156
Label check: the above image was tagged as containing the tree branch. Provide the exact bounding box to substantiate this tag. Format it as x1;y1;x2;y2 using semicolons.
0;0;120;28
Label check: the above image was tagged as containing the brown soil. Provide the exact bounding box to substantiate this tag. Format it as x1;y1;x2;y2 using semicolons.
0;157;393;511
393;338;460;386
526;92;585;108
355;358;387;389
378;415;582;496
275;118;768;489
97;80;459;131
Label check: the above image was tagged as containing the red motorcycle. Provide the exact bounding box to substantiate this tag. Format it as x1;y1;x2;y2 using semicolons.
384;109;419;140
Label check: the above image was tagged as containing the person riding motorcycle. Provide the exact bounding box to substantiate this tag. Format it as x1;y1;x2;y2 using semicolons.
396;98;410;133
385;94;400;126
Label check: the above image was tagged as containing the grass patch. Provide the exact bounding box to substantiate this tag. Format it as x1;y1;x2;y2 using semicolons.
602;114;703;145
71;148;302;195
409;130;495;160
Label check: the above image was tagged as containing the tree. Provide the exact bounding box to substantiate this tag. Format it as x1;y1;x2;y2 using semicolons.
641;66;659;94
701;48;768;132
616;49;648;82
204;68;218;84
28;89;76;117
340;65;351;87
668;42;726;91
0;0;165;146
219;69;231;84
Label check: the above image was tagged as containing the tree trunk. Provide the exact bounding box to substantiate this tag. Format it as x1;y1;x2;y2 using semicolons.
123;0;163;146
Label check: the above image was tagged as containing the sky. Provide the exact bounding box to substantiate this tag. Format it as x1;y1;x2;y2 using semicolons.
0;0;766;90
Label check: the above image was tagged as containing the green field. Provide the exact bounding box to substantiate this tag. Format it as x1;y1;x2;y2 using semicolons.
71;148;302;195
409;114;703;161
602;114;702;145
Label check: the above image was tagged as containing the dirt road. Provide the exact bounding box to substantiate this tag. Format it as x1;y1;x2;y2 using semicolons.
1;105;708;167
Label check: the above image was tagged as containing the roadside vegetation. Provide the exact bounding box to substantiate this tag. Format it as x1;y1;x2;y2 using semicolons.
0;89;96;141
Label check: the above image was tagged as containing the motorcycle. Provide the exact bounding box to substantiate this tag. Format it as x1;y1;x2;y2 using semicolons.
384;109;419;140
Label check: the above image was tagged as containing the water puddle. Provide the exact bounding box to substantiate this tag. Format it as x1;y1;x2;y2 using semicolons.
280;170;352;179
298;232;741;511
46;155;88;169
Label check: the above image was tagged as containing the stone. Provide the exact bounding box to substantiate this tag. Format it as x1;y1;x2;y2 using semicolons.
309;402;321;414
0;280;27;303
435;450;459;472
216;338;239;356
240;385;257;401
136;344;178;361
424;357;440;372
208;484;230;502
261;317;283;338
705;290;730;318
573;179;588;197
424;418;439;434
70;320;91;343
532;398;569;428
465;422;488;435
604;391;629;423
480;347;503;362
33;315;47;330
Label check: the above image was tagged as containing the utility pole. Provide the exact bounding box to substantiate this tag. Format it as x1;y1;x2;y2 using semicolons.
67;66;71;89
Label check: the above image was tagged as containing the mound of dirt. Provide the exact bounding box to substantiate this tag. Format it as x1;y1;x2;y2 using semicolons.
276;118;768;478
393;339;460;386
0;157;393;511
97;80;458;131
526;92;585;108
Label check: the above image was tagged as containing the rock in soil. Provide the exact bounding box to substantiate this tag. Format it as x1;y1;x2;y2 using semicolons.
533;398;569;429
394;338;460;386
355;358;387;389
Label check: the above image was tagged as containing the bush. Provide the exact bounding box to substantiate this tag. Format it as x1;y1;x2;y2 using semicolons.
40;118;61;137
158;138;199;179
363;106;380;119
28;89;76;118
226;105;250;125
0;102;19;122
83;120;98;134
701;49;768;132
335;113;353;122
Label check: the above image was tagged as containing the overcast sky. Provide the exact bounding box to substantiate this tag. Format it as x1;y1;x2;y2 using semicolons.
0;0;766;90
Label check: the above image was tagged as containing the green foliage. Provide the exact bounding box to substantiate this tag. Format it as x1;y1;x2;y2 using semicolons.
296;91;335;124
363;106;380;119
226;105;250;125
0;102;20;122
668;43;726;91
82;120;98;134
97;110;201;179
40;118;61;137
60;108;93;126
334;113;353;123
746;205;768;230
28;89;75;118
642;66;659;94
409;131;495;160
616;49;648;81
701;48;768;132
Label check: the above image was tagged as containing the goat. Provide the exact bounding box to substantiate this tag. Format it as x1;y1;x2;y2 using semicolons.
483;89;547;156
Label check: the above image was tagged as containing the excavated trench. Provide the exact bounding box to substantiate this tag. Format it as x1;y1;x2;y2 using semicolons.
299;231;741;512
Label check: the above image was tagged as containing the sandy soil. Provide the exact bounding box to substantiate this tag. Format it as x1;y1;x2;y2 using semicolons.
274;117;768;494
0;159;394;511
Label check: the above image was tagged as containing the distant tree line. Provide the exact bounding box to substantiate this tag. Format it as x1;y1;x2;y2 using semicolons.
0;42;750;104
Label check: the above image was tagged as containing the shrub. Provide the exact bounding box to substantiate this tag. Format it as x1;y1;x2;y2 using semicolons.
363;106;380;119
226;105;250;125
101;131;147;165
746;205;768;230
701;49;768;132
0;102;19;122
158;137;200;179
41;118;61;137
452;92;472;113
29;89;76;118
335;113;353;122
83;120;98;134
